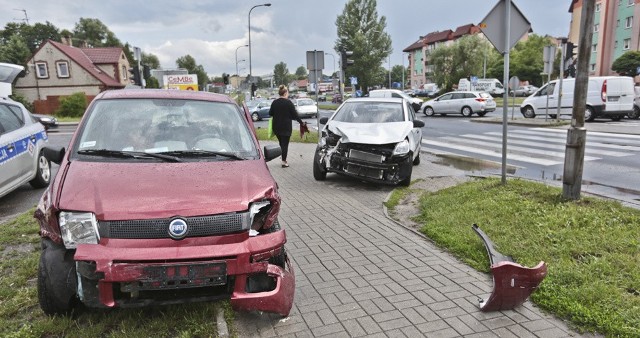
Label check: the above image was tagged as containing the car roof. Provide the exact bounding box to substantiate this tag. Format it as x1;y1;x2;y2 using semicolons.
95;89;236;104
345;97;404;103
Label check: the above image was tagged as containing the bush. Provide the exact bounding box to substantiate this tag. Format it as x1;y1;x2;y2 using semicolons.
9;93;34;112
56;92;88;118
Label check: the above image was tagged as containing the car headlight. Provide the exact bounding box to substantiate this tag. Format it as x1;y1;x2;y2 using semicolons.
319;136;327;147
59;211;99;249
393;139;410;155
249;201;272;236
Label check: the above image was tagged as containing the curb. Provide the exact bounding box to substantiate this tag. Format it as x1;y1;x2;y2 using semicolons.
216;304;229;337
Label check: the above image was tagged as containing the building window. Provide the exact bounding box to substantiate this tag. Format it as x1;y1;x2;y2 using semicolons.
596;3;601;11
628;0;634;5
591;64;596;71
626;16;633;28
35;62;48;78
615;40;619;48
592;44;597;52
122;65;128;80
56;61;69;78
617;19;620;27
624;38;631;49
594;23;599;32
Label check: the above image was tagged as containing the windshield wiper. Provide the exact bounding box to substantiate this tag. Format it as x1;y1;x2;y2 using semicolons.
77;149;182;162
159;150;246;160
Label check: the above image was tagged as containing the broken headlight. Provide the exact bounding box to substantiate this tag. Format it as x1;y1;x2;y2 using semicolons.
393;139;410;155
249;201;272;236
59;211;99;249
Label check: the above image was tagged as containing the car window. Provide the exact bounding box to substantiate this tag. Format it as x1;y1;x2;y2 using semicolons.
464;93;476;99
332;102;404;123
74;99;258;158
451;93;465;100
539;83;555;96
406;101;415;121
391;92;402;98
438;93;452;101
0;103;24;133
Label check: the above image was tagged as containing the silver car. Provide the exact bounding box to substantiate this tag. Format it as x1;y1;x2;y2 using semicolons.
420;91;496;117
0;63;51;199
293;98;318;118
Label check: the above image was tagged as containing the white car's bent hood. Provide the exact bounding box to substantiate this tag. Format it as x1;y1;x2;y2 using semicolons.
326;121;412;144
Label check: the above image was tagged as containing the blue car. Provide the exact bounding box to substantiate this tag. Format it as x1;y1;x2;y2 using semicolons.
250;100;273;121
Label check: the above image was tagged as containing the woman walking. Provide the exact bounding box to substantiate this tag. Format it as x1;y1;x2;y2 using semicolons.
269;85;304;168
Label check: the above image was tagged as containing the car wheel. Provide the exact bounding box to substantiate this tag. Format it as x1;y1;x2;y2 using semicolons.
522;105;536;118
251;113;259;121
29;150;51;188
461;106;473;117
423;107;434;116
313;148;327;181
38;239;77;315
585;106;595;122
413;151;420;165
399;156;413;187
629;105;640;119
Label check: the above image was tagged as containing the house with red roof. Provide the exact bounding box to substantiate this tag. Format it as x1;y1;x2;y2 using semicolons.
14;39;131;114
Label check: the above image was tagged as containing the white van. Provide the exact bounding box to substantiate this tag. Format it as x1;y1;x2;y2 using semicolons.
458;78;505;96
519;76;634;121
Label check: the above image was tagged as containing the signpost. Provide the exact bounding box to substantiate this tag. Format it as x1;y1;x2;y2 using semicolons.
163;74;199;91
543;45;556;121
479;0;531;184
307;50;325;132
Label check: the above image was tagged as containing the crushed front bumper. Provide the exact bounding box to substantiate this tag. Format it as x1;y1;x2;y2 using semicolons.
74;230;295;317
326;150;412;185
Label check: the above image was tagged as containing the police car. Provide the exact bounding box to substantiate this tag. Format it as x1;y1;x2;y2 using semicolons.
0;63;50;199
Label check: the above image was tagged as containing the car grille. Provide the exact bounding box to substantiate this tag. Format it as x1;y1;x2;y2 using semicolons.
99;212;250;239
345;164;384;179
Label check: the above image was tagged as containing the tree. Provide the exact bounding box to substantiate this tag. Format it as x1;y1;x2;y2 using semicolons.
142;52;160;69
1;21;60;54
72;18;121;47
273;62;290;86
176;55;208;90
390;65;405;86
510;34;555;87
335;0;391;93
0;35;31;66
295;66;307;80
611;50;640;76
430;35;490;91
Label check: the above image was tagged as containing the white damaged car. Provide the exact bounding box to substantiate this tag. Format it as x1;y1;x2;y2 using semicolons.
313;97;424;186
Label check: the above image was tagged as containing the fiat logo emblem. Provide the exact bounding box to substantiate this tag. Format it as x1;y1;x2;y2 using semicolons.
168;218;188;239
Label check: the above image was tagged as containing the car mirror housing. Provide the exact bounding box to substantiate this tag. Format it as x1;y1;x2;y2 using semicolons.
43;146;65;165
413;120;425;128
263;145;282;162
319;117;329;125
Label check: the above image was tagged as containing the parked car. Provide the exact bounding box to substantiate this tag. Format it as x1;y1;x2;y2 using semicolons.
250;99;273;121
247;99;272;120
512;85;538;97
34;89;295;317
0;62;51;199
313;97;424;186
520;76;634;121
32;113;58;130
368;89;423;112
420;91;496;117
630;86;640;119
293;98;318;118
331;94;343;103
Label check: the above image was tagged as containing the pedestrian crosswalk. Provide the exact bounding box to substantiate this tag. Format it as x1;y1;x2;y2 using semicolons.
422;127;640;167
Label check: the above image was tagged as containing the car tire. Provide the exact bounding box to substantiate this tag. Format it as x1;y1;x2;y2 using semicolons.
423;107;434;116
461;106;473;117
29;149;51;189
413;152;420;165
251;113;259;122
522;105;536;118
38;239;77;316
399;156;413;187
312;148;327;181
585;106;595;122
629;105;640;119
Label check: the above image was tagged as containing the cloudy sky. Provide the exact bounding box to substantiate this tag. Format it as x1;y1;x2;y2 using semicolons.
0;0;572;78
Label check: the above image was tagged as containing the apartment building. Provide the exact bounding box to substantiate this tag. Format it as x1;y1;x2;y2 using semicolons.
569;0;640;75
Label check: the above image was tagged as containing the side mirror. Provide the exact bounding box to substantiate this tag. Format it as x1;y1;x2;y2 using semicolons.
43;146;65;165
413;120;425;128
263;144;282;162
319;117;329;125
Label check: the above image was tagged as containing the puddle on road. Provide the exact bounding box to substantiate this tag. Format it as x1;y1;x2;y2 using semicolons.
432;154;517;174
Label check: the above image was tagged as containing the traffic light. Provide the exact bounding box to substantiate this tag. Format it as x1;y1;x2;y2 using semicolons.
129;65;141;86
143;65;151;79
340;50;354;71
251;83;257;98
566;42;577;61
223;73;229;85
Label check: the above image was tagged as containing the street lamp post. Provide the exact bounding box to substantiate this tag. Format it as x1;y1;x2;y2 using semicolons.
235;44;248;76
388;54;391;89
248;3;271;98
324;52;335;78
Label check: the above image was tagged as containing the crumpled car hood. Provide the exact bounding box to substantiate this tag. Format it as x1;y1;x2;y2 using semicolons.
326;121;412;144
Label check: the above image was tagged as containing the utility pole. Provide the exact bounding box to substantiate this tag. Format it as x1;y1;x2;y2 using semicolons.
563;0;595;200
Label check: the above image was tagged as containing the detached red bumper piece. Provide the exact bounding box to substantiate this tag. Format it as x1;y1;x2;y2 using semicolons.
472;224;547;312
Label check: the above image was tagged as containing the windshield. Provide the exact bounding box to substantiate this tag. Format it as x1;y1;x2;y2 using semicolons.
332;101;404;123
73;98;258;160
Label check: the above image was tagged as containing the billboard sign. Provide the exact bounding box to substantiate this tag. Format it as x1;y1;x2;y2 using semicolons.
164;74;199;90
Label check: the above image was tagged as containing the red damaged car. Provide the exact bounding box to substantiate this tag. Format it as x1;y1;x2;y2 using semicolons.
34;89;295;317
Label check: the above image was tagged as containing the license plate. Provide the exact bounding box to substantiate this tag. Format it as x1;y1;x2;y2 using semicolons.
124;262;228;291
608;97;619;102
